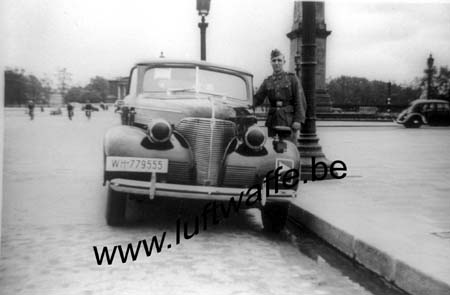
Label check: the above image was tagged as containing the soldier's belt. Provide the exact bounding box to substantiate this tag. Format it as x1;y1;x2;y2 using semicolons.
270;104;294;112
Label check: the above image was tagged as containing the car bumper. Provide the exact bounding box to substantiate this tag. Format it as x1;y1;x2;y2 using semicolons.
108;178;296;203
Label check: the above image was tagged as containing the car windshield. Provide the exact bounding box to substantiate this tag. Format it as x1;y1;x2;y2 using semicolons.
142;67;248;100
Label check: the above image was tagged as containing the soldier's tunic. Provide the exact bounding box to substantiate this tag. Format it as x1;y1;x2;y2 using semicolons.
254;71;307;135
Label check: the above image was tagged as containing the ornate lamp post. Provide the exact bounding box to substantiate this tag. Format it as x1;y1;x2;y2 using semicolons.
387;82;391;113
197;0;211;61
296;1;330;180
294;42;301;77
426;54;434;100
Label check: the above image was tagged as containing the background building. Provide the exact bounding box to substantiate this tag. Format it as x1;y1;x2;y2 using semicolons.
108;77;129;101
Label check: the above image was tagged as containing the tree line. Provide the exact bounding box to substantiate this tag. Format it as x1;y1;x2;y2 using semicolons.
327;66;450;109
4;68;52;106
64;76;110;103
4;68;111;106
326;76;420;108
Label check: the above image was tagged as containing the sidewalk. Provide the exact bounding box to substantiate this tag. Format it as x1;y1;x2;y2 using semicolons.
289;125;450;295
316;120;397;127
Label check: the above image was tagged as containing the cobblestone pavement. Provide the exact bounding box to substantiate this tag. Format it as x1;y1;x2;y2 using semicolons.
1;110;397;295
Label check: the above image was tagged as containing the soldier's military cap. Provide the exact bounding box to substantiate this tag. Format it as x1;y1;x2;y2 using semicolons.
270;49;283;59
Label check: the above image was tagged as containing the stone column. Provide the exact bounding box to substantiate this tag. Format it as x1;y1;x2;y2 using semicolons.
287;1;332;113
291;1;331;180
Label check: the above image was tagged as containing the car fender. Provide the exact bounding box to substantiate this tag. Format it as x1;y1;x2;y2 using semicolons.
404;112;427;124
221;138;300;189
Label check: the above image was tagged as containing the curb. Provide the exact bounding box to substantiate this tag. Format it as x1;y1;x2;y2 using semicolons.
289;204;450;295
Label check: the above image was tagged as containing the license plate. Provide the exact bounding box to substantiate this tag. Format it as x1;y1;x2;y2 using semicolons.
106;157;168;173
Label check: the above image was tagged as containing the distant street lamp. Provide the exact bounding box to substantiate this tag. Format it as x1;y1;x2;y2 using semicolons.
197;0;211;61
426;54;434;100
387;82;391;113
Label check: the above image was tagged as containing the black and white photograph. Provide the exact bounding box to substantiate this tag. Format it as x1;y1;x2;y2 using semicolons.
1;0;449;294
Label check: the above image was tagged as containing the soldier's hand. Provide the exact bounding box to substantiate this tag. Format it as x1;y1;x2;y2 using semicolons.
292;122;301;130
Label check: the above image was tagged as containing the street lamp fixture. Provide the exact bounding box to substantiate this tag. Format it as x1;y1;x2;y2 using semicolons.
427;54;434;69
197;0;210;16
197;0;211;61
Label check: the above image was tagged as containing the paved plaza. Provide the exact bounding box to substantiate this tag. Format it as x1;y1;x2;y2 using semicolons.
1;109;401;295
1;108;449;295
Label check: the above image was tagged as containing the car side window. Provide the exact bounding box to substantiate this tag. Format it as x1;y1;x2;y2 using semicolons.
437;103;449;112
421;104;428;112
129;68;138;97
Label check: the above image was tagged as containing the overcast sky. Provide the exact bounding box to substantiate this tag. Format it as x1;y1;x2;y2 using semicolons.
1;0;449;87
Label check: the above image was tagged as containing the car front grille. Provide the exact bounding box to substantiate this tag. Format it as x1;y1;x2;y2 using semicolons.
176;118;236;186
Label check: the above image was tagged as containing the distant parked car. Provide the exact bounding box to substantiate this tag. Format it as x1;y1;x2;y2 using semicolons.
395;99;450;128
330;107;343;113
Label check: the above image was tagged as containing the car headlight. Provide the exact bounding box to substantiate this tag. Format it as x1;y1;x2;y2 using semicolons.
244;126;266;150
147;119;172;143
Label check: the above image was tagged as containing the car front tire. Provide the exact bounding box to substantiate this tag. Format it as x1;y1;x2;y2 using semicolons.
262;203;290;233
404;116;422;128
106;187;127;226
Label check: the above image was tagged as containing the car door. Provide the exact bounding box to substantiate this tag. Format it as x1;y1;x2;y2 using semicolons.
420;103;431;124
425;103;438;125
436;103;450;125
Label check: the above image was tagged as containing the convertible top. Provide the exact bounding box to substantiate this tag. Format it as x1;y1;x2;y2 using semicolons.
135;59;253;78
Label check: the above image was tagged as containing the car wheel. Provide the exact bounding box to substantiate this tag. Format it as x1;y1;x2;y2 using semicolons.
106;187;127;226
404;116;422;128
261;203;290;233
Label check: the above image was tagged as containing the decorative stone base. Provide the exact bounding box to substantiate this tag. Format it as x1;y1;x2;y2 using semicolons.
297;119;332;180
297;138;332;180
316;89;332;113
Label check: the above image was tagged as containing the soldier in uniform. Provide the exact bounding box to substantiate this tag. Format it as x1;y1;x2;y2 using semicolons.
254;49;307;138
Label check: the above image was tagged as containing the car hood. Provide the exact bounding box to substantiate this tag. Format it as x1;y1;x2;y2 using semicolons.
133;94;252;124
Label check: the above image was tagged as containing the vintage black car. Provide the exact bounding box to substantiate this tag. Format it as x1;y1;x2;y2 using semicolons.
396;99;450;128
103;60;301;231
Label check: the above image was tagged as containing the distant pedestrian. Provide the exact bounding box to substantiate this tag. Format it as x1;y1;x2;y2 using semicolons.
27;100;35;120
67;103;74;120
83;100;93;120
